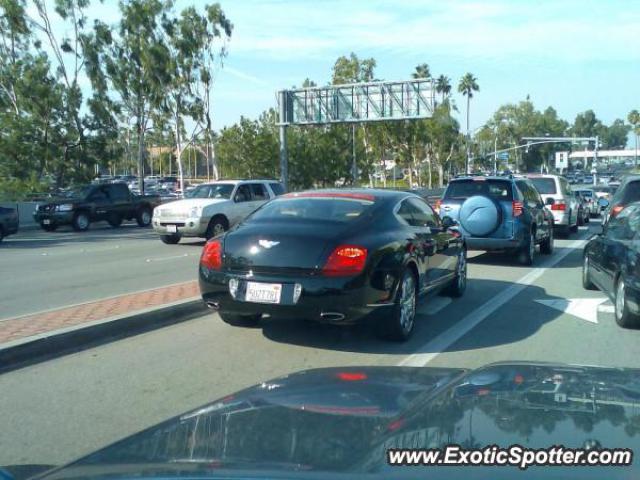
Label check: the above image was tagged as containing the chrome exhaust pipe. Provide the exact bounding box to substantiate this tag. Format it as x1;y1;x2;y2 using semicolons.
206;301;220;310
320;312;345;322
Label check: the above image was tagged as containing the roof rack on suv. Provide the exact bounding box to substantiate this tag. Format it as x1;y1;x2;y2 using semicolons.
453;172;514;180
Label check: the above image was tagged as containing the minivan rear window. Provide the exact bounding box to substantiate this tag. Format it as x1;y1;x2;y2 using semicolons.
529;178;557;195
444;179;513;201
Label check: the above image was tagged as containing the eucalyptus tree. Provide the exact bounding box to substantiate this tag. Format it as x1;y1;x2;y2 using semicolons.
83;0;175;193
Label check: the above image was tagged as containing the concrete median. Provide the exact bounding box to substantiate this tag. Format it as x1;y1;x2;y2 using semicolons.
0;297;208;373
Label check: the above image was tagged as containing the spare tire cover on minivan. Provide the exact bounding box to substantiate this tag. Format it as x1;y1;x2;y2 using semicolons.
459;195;502;237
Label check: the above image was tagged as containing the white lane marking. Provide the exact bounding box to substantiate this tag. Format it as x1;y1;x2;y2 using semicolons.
145;253;194;262
418;297;452;316
398;239;587;367
598;304;615;313
534;298;607;324
579;226;589;230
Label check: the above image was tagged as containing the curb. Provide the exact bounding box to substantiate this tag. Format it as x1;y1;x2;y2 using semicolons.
0;298;209;374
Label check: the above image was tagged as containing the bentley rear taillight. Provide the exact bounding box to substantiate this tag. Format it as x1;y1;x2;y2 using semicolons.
201;239;223;270
322;245;367;277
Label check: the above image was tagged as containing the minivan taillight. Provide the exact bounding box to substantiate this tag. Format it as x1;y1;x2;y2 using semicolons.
512;201;523;217
551;201;566;211
201;239;222;270
611;204;625;217
322;245;368;277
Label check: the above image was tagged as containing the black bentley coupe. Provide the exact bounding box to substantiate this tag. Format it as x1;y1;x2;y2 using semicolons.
199;189;466;341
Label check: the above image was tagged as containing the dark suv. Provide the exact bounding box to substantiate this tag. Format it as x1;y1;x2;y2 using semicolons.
33;183;161;232
436;175;554;265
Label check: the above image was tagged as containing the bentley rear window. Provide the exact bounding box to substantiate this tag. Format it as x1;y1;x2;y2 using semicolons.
247;197;375;223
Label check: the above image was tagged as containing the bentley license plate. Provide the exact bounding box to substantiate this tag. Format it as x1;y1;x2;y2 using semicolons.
244;282;282;304
166;224;177;233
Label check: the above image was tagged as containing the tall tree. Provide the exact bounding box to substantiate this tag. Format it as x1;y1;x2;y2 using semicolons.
435;74;451;104
331;53;376;185
412;63;430;79
162;3;231;192
84;0;175;193
458;73;479;172
628;110;640;166
570;110;602;138
598;118;630;150
30;0;92;161
331;52;375;84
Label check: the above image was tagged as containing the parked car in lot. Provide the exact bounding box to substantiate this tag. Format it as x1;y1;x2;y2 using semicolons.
153;179;285;244
0;205;19;242
526;174;580;236
602;175;640;225
199;189;467;341
33;183;160;231
435;175;553;265
581;200;640;328
574;188;599;217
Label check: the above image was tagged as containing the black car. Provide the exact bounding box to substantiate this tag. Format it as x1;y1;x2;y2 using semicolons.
199;189;466;341
0;205;19;242
583;202;640;327
436;175;554;265
33;183;161;232
13;363;638;480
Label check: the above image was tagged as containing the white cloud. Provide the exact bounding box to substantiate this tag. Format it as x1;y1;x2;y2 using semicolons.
222;0;640;62
223;66;270;86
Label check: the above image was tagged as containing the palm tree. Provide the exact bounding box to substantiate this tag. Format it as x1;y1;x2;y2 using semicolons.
412;63;431;79
435;75;451;104
458;73;480;172
628;109;640;167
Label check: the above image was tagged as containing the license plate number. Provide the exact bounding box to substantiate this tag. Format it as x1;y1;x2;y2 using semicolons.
166;224;177;233
244;282;282;304
43;219;51;225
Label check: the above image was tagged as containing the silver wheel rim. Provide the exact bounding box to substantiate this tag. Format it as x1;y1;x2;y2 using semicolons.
616;279;625;321
213;223;225;236
457;250;467;289
77;214;88;229
399;274;416;334
142;211;151;224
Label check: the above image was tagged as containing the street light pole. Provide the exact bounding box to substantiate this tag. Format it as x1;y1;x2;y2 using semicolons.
493;136;498;174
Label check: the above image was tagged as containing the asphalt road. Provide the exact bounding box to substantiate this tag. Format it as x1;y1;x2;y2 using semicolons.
0;222;204;320
4;218;640;467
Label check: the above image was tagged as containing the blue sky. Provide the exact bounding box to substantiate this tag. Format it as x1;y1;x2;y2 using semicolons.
39;0;640;133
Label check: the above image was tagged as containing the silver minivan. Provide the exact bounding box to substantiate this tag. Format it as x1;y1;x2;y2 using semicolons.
526;174;580;236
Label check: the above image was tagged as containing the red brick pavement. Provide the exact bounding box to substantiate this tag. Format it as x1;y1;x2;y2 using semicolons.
0;281;199;346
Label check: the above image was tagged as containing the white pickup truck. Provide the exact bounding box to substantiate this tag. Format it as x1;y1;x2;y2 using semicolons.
152;179;285;244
